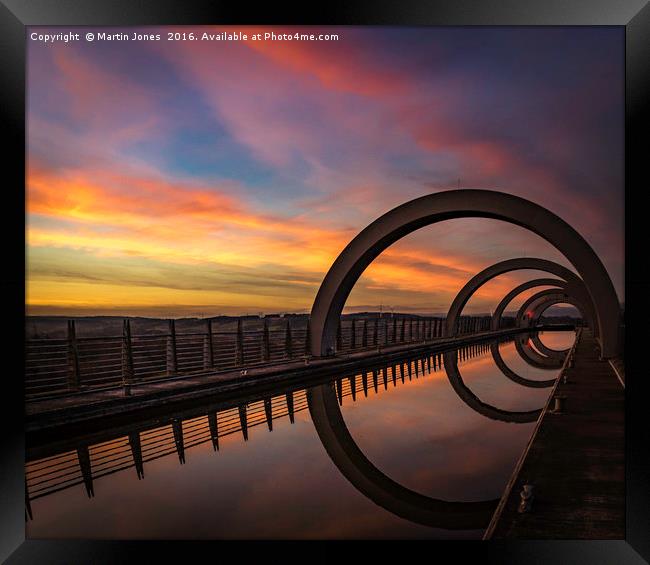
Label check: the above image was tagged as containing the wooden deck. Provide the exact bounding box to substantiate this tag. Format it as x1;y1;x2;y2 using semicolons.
485;328;625;539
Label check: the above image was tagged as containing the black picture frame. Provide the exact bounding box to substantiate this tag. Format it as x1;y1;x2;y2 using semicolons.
1;1;648;562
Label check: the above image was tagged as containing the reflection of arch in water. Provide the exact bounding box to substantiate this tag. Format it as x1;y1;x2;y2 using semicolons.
307;383;498;529
516;289;585;365
442;350;542;423
514;332;565;369
445;258;597;338
490;276;595;334
308;190;620;359
528;298;579;356
489;341;555;388
530;332;569;359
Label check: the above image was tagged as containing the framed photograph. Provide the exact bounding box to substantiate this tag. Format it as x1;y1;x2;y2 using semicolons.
2;0;648;562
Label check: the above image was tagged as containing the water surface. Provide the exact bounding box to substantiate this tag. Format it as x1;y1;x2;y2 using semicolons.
26;331;572;539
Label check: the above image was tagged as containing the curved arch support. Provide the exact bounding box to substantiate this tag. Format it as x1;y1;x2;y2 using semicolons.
446;258;597;339
490;276;595;333
309;190;620;358
517;290;585;329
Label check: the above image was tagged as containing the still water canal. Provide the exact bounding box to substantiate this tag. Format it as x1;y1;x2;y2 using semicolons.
26;331;574;539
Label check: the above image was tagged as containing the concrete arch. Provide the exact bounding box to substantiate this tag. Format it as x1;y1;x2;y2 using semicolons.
530;298;584;328
489;341;556;388
442;350;543;423
490;277;595;333
516;288;585;360
446;258;597;341
517;290;585;329
307;383;498;529
309;190;619;357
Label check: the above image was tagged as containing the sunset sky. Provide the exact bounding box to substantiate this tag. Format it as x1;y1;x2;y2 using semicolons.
26;26;624;318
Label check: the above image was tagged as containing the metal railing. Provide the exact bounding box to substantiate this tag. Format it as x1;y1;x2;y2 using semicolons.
25;315;501;399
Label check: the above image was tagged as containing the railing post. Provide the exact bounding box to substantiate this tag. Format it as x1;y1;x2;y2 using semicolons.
208;412;219;451
172;419;185;464
336;318;343;353
206;319;215;369
373;318;379;348
361;319;368;348
350;319;357;350
76;445;94;498
238;405;249;441
392;317;397;343
66;320;80;391
166;319;178;375
384;319;389;347
284;318;293;359
400;318;405;343
263;317;271;362
236;318;244;365
121;319;134;396
286;391;295;423
304;318;311;357
264;398;273;431
128;431;144;479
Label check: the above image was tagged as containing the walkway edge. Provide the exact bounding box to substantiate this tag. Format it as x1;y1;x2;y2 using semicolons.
482;328;581;539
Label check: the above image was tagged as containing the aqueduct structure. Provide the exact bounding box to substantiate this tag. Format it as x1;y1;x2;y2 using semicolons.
309;189;621;359
306;189;622;529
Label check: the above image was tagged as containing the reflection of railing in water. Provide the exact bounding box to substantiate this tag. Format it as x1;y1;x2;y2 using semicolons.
25;338;501;519
25;315;504;399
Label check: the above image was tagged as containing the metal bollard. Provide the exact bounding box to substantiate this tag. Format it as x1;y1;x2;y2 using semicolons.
518;483;534;513
550;395;566;414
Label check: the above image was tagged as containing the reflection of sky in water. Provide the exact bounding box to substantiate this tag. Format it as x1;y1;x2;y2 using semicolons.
27;332;569;540
537;330;576;351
